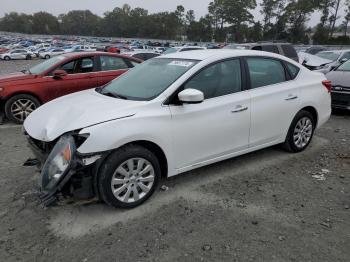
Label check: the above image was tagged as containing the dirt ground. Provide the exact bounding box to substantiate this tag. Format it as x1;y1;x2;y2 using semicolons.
0;60;349;262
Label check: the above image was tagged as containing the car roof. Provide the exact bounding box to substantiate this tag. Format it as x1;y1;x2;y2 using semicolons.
320;49;350;54
160;49;291;61
61;51;135;60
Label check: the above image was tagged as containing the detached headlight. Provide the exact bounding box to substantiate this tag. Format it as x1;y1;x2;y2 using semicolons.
41;135;76;191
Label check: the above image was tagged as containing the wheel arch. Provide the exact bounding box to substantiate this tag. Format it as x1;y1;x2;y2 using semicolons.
4;91;43;105
120;140;169;178
299;106;318;127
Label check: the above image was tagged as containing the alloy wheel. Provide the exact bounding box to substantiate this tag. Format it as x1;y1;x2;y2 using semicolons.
111;158;155;203
293;117;313;149
10;99;37;122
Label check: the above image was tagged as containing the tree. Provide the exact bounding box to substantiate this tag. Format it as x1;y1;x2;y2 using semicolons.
0;12;33;34
31;12;60;34
60;10;101;36
284;0;317;43
222;0;257;42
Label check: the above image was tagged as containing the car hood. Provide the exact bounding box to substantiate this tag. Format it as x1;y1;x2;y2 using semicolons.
326;70;350;87
298;52;332;67
24;89;143;142
0;72;37;83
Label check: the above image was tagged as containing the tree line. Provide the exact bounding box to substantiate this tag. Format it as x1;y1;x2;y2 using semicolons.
1;0;350;44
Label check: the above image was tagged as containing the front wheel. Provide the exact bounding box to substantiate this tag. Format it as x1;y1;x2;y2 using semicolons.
4;94;41;124
26;55;32;60
45;55;50;59
4;56;10;61
98;145;161;208
283;110;315;153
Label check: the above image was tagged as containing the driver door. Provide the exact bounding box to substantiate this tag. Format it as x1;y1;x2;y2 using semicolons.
42;56;99;100
169;59;251;171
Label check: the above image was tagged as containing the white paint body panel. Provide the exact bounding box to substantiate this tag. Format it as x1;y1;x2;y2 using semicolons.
24;50;331;178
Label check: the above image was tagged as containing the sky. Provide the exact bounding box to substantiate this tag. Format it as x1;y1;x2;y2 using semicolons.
0;0;342;27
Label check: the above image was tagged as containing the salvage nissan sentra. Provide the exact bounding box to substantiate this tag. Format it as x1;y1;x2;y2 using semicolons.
23;50;331;208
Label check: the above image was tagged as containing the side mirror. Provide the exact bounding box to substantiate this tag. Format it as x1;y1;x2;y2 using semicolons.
53;69;67;79
178;89;204;104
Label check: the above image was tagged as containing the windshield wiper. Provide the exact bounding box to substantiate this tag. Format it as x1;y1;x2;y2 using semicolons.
101;91;128;100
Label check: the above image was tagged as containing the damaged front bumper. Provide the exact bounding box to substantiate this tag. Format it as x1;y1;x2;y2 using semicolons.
26;133;103;206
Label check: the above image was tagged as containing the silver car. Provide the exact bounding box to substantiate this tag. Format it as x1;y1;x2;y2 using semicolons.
326;60;350;110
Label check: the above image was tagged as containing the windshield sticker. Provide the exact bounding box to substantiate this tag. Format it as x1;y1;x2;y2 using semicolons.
168;61;194;67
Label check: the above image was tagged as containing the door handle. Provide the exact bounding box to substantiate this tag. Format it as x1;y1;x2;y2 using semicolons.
231;105;248;113
285;95;298;101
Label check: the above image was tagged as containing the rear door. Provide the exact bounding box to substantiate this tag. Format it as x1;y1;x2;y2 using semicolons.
245;57;300;147
97;55;133;86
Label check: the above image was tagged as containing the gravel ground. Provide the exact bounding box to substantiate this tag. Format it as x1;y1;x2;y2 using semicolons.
0;59;42;75
0;60;349;262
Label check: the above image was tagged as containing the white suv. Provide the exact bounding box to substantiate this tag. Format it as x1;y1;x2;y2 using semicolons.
24;50;331;208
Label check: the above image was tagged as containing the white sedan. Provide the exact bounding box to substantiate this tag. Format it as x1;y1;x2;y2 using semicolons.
39;48;66;59
23;50;331;208
0;49;34;60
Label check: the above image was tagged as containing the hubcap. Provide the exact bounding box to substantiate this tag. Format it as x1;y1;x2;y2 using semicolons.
293;117;313;148
10;99;37;122
111;158;155;203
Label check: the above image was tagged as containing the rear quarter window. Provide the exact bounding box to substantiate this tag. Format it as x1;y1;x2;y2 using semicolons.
281;45;298;59
285;62;300;79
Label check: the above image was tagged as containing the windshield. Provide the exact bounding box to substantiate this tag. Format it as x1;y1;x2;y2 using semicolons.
316;52;340;61
29;55;66;74
100;58;198;101
336;60;350;71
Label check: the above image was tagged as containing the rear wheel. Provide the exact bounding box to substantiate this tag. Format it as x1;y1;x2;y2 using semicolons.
4;56;10;61
283;110;315;152
45;55;50;59
26;55;32;60
98;145;160;208
4;94;41;124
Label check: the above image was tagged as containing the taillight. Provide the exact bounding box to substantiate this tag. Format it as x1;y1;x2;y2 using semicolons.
322;80;332;93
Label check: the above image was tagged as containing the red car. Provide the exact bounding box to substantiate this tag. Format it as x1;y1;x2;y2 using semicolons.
0;52;142;123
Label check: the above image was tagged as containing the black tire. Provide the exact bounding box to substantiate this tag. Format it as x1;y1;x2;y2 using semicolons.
283;110;315;153
45;55;50;59
4;94;41;124
4;56;10;61
26;55;32;60
98;145;161;208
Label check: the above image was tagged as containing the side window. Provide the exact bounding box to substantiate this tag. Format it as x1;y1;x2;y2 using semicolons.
251;45;262;51
184;59;242;99
281;45;298;58
58;60;77;74
247;58;286;89
285;62;300;79
261;45;279;54
100;56;129;71
78;57;94;73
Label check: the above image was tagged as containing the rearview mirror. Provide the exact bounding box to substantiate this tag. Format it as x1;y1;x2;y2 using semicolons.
53;69;67;79
178;89;204;104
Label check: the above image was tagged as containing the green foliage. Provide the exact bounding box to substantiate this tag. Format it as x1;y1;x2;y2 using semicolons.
0;1;350;44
